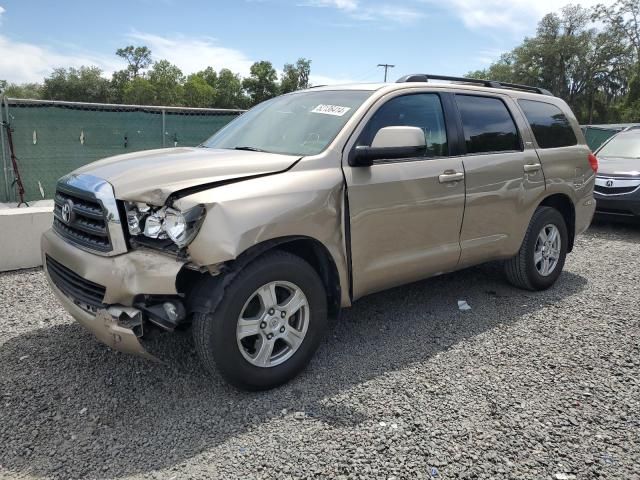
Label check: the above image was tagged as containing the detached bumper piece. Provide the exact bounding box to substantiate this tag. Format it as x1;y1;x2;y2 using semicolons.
94;307;156;360
44;251;185;360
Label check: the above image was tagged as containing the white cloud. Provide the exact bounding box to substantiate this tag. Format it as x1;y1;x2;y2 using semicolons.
0;3;124;83
300;1;424;24
352;4;424;23
0;35;122;83
128;32;255;77
300;0;359;11
422;0;618;32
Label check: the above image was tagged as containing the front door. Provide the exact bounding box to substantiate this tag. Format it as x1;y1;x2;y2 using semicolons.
342;92;466;300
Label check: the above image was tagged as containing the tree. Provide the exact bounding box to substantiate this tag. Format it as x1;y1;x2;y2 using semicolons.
594;0;640;120
594;0;640;62
42;66;111;102
466;5;633;123
116;45;153;78
3;82;43;99
280;58;312;94
109;69;131;103
147;60;184;105
242;61;278;106
197;67;218;89
123;77;156;105
215;68;247;108
183;74;216;107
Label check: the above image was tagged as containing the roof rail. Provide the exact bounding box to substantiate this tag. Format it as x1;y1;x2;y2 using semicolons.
396;74;553;96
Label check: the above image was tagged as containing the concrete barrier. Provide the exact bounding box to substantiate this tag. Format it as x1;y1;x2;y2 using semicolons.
0;204;53;271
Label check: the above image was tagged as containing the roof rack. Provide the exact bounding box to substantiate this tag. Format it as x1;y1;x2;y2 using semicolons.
396;74;553;96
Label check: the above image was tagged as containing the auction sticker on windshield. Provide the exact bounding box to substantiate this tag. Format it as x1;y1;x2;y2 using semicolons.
311;104;351;116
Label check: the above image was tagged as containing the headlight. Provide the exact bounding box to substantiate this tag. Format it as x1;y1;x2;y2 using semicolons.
125;202;205;249
164;208;189;245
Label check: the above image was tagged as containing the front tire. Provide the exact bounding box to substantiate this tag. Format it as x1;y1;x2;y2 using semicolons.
193;250;328;390
504;206;568;291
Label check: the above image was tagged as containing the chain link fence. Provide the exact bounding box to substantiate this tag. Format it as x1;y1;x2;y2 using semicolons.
0;98;244;203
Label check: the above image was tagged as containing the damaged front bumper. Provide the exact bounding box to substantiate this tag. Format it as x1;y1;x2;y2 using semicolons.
42;228;186;358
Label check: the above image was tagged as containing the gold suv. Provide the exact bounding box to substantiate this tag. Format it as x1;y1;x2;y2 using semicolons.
42;74;597;389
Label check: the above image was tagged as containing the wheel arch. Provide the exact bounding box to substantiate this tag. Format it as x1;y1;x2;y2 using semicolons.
183;235;342;320
538;193;576;252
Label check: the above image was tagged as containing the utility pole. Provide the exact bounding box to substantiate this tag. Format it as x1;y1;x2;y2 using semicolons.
377;63;395;82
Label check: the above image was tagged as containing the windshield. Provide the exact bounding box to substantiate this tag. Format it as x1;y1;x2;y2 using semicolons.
203;90;372;156
598;132;640;159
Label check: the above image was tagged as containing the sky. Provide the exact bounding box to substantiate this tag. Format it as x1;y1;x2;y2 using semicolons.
0;0;618;86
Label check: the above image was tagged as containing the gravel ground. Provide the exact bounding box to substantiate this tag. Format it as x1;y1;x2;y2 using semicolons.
1;221;639;480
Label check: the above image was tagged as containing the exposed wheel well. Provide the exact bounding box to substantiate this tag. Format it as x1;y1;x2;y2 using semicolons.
539;194;575;252
272;239;342;319
181;236;342;320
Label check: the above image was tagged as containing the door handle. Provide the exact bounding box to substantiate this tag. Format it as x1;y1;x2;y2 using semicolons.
438;171;464;183
523;163;542;173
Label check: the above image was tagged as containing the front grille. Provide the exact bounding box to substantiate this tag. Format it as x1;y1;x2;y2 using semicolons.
594;185;638;195
53;188;112;252
46;255;106;309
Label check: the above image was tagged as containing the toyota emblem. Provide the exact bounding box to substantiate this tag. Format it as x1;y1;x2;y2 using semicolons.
61;200;74;224
605;180;614;187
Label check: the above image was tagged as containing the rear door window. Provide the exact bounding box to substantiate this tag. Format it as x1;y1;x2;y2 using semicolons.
455;95;521;154
518;99;577;149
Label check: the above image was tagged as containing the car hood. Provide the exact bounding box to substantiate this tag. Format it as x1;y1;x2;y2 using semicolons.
596;155;640;177
73;147;300;204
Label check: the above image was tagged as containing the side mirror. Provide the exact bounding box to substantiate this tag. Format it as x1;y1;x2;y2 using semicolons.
350;126;426;167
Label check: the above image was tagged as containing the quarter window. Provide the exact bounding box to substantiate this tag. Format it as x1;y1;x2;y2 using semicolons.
518;99;577;149
358;93;448;157
455;95;521;154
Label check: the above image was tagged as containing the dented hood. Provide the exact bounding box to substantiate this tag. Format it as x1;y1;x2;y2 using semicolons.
73;147;300;204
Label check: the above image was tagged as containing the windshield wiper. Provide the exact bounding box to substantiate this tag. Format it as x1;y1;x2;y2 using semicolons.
233;146;266;152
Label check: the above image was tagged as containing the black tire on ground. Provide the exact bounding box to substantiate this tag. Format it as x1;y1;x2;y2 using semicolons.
504;206;569;291
193;250;328;390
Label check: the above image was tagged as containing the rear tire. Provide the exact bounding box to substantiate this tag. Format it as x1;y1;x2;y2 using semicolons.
504;206;568;291
193;250;327;390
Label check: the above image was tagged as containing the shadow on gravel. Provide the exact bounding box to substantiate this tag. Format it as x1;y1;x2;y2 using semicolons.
0;264;587;478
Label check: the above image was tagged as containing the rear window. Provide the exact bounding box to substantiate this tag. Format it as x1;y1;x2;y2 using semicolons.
455;95;521;154
519;100;577;149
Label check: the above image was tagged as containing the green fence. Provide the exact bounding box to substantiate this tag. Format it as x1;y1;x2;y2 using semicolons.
581;123;640;152
0;98;243;202
582;126;620;152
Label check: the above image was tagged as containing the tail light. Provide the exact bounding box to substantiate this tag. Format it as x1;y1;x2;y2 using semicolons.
588;152;598;173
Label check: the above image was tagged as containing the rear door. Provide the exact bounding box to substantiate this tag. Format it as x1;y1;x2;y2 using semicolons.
453;93;546;267
343;91;466;299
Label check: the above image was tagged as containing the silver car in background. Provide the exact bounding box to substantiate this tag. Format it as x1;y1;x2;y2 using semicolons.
594;128;640;220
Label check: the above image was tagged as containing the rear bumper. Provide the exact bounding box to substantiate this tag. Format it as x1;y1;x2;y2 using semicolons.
575;195;597;236
42;228;186;357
